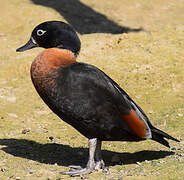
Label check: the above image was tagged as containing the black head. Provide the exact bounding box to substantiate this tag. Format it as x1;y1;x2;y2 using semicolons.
16;21;81;56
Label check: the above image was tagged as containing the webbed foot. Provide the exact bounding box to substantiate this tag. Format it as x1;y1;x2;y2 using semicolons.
61;166;95;176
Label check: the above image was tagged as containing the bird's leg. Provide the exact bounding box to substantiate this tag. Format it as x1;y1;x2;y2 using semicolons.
94;140;105;170
61;138;97;176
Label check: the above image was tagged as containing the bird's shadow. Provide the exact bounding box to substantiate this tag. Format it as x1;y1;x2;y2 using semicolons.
0;138;174;167
31;0;143;34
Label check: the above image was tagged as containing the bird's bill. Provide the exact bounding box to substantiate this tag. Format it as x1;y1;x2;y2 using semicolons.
16;37;38;52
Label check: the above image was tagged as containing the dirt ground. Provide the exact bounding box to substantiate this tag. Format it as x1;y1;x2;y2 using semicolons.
0;0;184;179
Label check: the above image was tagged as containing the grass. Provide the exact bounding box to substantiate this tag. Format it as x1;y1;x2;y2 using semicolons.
0;0;184;179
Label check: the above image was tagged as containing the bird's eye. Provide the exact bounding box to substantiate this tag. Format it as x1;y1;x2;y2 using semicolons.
37;29;46;36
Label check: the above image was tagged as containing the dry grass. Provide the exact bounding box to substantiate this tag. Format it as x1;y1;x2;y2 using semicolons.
0;0;184;179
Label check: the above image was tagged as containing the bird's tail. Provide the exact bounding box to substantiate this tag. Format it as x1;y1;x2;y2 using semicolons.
151;127;180;148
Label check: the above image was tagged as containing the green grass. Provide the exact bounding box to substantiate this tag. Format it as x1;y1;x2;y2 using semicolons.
0;0;184;179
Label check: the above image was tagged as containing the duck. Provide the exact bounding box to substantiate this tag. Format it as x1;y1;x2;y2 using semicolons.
16;21;179;176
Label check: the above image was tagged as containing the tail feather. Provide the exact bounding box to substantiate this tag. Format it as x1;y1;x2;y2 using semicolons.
151;127;180;148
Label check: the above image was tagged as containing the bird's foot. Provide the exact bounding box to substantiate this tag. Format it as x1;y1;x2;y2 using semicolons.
68;165;83;171
61;160;96;177
95;159;105;170
61;167;94;176
95;160;109;174
61;160;106;176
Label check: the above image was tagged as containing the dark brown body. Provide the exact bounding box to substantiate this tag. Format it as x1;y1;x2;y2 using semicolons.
30;47;178;146
31;48;144;140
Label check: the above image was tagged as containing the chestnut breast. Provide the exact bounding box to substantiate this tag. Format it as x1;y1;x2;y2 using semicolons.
31;48;77;94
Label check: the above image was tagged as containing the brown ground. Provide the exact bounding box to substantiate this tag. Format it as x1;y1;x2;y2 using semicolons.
0;0;184;179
